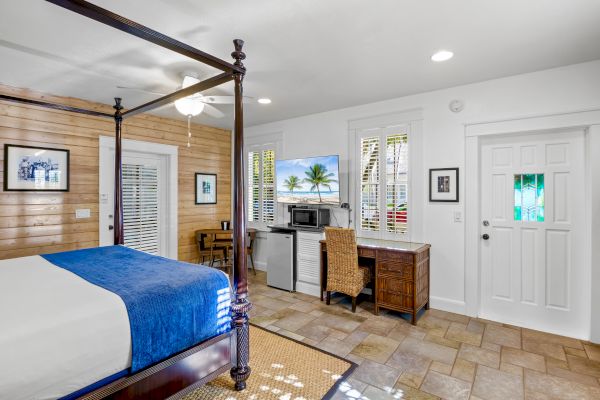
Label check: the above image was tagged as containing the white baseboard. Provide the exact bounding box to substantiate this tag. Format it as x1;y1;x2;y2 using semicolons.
295;281;321;298
429;296;467;315
253;260;267;272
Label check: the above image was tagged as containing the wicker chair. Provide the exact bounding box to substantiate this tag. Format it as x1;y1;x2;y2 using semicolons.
324;227;371;312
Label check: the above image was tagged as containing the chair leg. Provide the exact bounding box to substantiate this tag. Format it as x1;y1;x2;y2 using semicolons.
352;296;357;313
326;291;331;305
250;253;256;275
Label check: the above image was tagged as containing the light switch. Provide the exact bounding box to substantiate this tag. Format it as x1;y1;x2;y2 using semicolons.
76;209;91;219
454;211;463;223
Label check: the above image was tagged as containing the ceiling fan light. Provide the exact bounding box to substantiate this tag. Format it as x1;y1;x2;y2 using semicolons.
175;96;204;116
258;98;271;104
431;50;454;62
181;75;200;88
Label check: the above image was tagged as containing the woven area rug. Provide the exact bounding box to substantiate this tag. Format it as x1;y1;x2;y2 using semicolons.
184;325;355;400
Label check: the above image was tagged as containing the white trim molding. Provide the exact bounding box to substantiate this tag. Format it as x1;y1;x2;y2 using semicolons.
99;136;178;260
347;108;424;242
463;110;600;342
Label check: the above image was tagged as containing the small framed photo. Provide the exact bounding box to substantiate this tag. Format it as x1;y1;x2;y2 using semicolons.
3;144;70;192
195;173;217;204
429;168;459;202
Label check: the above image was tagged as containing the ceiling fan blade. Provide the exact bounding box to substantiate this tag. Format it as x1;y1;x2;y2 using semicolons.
202;103;225;119
200;95;254;104
116;86;167;96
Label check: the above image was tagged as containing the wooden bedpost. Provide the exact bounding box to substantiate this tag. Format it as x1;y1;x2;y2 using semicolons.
230;38;252;391
113;98;124;245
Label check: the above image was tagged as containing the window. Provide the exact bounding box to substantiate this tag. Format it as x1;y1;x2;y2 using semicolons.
247;148;276;224
514;173;544;222
357;128;410;240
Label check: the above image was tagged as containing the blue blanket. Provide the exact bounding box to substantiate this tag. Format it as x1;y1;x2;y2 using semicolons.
42;246;231;372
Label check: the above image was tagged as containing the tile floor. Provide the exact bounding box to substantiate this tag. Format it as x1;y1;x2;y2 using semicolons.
246;271;600;400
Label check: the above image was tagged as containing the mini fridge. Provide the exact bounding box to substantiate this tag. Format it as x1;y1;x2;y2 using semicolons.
266;231;295;291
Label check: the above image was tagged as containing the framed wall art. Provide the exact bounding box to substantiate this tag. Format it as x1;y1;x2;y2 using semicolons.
3;144;70;192
195;173;217;204
429;167;459;202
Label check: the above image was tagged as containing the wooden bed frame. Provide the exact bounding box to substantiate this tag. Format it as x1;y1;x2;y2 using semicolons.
0;0;252;398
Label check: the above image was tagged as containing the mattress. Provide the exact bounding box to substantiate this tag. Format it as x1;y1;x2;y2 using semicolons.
0;255;131;400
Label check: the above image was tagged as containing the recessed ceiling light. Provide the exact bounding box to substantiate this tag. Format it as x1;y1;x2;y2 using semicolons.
431;50;454;62
258;98;272;104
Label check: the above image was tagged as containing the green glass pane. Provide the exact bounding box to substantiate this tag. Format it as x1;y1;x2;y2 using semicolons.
536;174;545;222
522;174;537;221
514;175;522;221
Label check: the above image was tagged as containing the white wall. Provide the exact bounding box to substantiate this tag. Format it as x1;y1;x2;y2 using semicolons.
246;60;600;317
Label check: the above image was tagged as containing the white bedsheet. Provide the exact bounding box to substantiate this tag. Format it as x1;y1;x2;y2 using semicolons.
0;255;131;400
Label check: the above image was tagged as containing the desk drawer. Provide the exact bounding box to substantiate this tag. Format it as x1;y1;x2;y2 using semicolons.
377;260;413;280
377;276;414;308
358;248;376;258
378;250;414;263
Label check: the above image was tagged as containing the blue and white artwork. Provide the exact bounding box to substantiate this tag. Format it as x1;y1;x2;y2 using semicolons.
4;145;69;191
276;155;340;204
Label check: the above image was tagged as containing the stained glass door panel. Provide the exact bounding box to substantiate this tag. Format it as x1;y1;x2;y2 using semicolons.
514;173;544;222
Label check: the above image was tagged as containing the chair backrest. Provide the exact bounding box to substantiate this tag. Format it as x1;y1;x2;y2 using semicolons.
195;231;211;252
324;227;359;278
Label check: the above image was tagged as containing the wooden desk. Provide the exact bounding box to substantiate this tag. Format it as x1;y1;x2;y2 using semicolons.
320;238;430;324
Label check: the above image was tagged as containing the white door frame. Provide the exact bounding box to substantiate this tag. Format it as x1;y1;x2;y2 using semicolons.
464;109;600;342
99;136;179;260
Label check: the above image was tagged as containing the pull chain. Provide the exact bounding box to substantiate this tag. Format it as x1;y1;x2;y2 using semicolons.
187;114;192;148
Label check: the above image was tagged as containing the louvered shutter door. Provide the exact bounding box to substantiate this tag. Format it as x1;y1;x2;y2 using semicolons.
360;136;380;231
248;151;260;222
385;133;409;234
262;149;275;223
122;163;160;255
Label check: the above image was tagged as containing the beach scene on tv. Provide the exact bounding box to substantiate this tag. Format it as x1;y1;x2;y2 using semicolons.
276;155;340;205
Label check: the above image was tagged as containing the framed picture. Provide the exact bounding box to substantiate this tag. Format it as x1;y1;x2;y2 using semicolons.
429;168;459;202
3;144;70;192
195;173;217;204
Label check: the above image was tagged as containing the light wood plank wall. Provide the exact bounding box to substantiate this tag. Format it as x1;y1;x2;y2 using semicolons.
0;84;231;262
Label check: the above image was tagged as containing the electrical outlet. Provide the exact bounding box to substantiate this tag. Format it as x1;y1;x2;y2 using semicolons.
76;209;91;219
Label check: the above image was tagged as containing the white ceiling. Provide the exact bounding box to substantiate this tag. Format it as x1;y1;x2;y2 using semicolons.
1;0;599;129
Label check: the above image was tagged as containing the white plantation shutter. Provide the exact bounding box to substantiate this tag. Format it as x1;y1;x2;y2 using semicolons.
248;151;260;222
385;133;408;234
262;150;275;223
122;163;160;255
360;136;380;231
246;148;276;224
357;128;410;240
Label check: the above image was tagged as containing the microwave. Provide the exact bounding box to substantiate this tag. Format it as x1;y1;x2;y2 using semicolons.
291;208;330;228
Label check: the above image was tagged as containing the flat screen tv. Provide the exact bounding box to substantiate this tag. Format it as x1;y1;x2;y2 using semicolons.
276;155;340;205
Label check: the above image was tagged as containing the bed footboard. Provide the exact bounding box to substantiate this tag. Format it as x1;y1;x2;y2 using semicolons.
79;332;232;400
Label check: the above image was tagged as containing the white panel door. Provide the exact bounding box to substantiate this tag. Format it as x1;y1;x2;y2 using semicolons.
480;130;587;338
100;149;168;256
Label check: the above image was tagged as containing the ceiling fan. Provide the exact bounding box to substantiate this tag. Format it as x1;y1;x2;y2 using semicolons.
118;75;255;147
117;75;253;120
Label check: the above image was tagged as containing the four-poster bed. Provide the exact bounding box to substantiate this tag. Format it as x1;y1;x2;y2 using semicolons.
0;0;252;398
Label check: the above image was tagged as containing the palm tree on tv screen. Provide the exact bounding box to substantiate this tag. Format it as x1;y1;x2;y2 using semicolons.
304;163;337;202
283;175;301;193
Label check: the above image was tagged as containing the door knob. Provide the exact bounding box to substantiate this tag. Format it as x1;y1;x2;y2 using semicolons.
108;225;114;230
482;233;490;240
